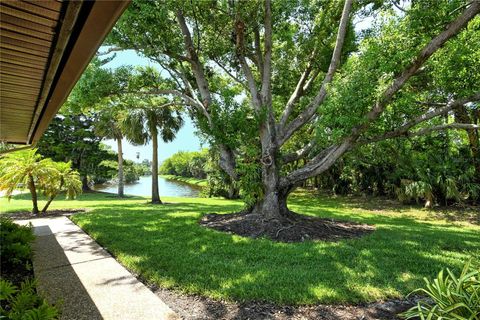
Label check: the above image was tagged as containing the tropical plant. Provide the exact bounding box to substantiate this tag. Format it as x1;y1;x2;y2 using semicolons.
0;150;82;214
122;98;184;204
0;149;55;214
0;218;58;319
0;217;34;276
400;260;480;320
0;279;58;320
41;161;82;213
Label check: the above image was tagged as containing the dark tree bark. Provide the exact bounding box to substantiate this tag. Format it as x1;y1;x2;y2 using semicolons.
81;176;90;191
151;128;162;204
28;174;39;215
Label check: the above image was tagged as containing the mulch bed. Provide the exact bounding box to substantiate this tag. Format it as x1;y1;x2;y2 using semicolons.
1;261;33;288
200;211;375;242
154;286;419;320
8;209;86;220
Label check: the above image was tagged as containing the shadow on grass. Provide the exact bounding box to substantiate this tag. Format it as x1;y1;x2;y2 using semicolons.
69;195;480;308
6;191;479;308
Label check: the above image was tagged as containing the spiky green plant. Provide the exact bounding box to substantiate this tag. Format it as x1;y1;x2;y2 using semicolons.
400;260;480;320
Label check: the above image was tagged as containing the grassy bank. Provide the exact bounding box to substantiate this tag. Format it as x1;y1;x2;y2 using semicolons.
161;174;207;187
2;192;479;305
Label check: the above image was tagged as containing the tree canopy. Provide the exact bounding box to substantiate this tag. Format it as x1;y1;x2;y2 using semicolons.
103;0;478;218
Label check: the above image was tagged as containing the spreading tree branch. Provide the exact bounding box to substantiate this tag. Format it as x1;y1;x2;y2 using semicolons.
282;141;315;164
176;10;238;178
345;1;480;143
235;18;262;108
213;58;248;90
96;47;125;56
254;26;264;79
282;2;480;187
355;92;480;145
407;123;479;137
278;52;321;130
260;0;272;106
278;0;354;146
176;10;213;106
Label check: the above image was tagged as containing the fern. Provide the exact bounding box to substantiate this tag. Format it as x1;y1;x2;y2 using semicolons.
0;279;58;320
0;279;17;301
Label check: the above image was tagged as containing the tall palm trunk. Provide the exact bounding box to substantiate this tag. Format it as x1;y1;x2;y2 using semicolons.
28;174;39;215
151;129;162;204
117;137;125;197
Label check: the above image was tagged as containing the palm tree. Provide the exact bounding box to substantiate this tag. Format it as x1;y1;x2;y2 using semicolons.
94;109;126;197
0;149;55;214
41;161;82;213
123;98;184;203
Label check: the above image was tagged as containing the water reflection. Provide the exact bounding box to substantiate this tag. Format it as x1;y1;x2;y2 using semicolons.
93;175;200;198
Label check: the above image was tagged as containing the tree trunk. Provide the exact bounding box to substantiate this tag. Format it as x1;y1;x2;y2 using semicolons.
41;196;55;213
42;180;63;213
151;129;162;204
252;184;291;221
81;176;90;191
28;174;39;215
117;138;125;197
227;183;240;199
250;117;293;221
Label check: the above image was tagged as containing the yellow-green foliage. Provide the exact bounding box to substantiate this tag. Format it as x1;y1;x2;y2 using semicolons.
400;260;480;320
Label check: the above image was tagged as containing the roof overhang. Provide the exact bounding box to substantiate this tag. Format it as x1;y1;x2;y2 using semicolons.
0;0;130;145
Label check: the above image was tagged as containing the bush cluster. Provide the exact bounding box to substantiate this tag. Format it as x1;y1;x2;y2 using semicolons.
0;218;34;276
160;150;208;179
0;217;58;319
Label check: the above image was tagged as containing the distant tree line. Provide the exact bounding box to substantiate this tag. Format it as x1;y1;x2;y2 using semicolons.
160;149;208;179
36;112;151;191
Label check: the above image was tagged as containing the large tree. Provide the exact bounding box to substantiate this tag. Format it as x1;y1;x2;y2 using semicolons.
122;98;184;204
106;0;479;226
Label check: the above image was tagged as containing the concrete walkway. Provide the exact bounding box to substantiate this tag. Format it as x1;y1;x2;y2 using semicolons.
17;216;179;320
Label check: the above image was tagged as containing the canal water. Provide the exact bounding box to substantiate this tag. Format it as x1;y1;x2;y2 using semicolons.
93;175;201;197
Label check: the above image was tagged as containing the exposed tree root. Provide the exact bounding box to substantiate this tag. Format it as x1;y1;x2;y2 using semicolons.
200;210;375;243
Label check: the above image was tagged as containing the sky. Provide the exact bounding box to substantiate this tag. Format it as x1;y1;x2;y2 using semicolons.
100;50;204;163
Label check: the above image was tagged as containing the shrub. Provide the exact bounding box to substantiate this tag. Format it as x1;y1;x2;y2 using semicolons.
400;260;480;320
0;217;34;274
159;150;208;179
0;279;58;320
0;218;58;319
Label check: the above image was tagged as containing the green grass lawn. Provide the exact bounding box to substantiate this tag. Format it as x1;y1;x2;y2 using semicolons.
1;191;479;305
160;174;208;187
